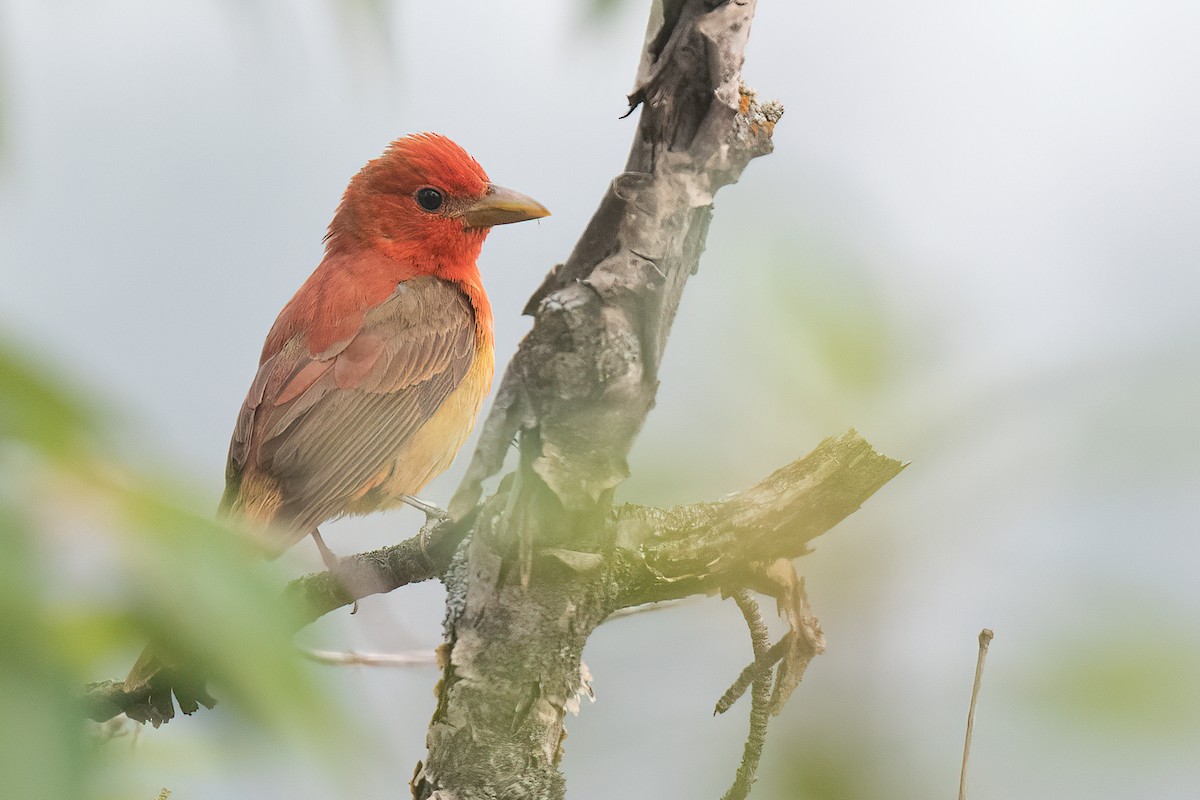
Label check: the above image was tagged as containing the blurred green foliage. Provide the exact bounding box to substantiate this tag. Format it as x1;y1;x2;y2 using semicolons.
586;0;628;20
769;737;878;800
0;336;353;799
758;239;895;395
1022;622;1200;739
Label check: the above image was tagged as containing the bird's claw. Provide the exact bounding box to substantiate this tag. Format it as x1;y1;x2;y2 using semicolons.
401;494;449;525
399;496;449;556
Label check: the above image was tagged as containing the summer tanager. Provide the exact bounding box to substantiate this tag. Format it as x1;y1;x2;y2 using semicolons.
124;133;547;717
220;132;547;560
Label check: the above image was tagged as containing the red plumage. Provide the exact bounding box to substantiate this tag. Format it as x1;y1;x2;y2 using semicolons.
221;132;547;552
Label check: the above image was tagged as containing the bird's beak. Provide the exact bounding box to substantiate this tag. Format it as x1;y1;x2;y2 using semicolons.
461;184;550;229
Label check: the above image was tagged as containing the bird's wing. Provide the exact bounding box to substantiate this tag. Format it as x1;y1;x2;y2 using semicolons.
224;275;477;541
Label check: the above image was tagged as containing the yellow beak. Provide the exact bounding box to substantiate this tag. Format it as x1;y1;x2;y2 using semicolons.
461;183;550;229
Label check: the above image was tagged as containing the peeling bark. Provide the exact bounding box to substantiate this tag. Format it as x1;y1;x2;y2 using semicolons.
416;2;822;798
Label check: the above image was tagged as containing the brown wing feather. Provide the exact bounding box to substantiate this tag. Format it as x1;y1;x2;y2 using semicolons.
222;276;476;546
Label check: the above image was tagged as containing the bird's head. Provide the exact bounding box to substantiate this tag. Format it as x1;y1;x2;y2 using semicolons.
327;133;549;275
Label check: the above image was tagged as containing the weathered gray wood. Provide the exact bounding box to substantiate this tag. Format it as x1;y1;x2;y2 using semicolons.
415;2;795;797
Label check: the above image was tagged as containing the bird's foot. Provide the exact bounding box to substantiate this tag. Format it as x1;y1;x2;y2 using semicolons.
401;495;450;554
311;529;358;615
401;494;449;524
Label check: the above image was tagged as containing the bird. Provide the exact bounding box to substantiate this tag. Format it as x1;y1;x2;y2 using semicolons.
222;131;548;563
123;133;548;720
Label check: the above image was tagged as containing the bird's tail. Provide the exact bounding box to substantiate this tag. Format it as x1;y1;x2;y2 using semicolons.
219;469;308;557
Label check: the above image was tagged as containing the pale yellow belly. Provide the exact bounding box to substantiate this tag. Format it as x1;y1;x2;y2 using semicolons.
343;343;494;515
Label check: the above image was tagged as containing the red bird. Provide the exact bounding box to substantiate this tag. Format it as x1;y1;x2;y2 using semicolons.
222;133;548;561
125;134;545;719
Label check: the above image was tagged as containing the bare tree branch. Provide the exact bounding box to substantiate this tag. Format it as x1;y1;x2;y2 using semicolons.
715;637;788;717
959;629;995;800
300;649;438;668
414;3;818;798
281;508;476;627
614;430;905;608
720;590;773;800
448;0;781;524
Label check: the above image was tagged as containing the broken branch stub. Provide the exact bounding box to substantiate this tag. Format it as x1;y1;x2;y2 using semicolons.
614;430;906;608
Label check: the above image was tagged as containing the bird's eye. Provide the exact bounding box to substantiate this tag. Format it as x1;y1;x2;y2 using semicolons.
416;187;444;212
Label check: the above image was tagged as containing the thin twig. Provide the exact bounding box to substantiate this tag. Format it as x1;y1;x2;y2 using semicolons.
714;636;789;716
299;648;438;667
720;590;773;800
959;628;994;800
606;597;698;623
